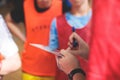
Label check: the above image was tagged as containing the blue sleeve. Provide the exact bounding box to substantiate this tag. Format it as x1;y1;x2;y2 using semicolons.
48;18;59;51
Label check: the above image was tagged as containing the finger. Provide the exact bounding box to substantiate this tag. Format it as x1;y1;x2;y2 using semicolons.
56;57;62;70
66;47;71;50
69;33;75;43
60;49;66;54
68;42;73;48
56;53;65;59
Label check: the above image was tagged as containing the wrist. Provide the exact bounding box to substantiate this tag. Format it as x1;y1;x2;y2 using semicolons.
73;73;85;80
68;68;86;80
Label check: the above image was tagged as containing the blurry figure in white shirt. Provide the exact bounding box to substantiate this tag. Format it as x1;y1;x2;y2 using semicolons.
0;15;21;79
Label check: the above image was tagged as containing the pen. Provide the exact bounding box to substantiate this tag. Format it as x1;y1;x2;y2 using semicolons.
72;27;78;47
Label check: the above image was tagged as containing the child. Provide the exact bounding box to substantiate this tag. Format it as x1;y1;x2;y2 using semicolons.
49;0;92;80
0;15;21;79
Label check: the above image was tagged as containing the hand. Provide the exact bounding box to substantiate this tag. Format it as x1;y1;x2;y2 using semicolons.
57;49;80;74
68;32;89;59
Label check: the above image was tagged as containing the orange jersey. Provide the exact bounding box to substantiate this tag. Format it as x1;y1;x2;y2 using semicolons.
22;0;62;76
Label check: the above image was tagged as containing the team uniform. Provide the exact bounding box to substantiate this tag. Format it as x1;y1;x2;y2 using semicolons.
22;0;62;79
9;0;71;80
87;0;120;80
49;11;92;80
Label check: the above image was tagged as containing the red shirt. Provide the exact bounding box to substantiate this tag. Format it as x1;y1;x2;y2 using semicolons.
87;0;120;80
56;15;91;80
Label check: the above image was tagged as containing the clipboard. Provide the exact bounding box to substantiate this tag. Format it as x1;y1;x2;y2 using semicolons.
30;43;62;56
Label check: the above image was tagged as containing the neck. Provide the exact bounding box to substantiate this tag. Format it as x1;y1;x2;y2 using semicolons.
35;0;51;9
71;1;90;17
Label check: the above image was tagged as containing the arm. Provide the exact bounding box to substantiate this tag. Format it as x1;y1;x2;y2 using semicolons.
5;13;26;42
48;18;59;50
73;73;85;80
68;32;89;59
57;50;85;80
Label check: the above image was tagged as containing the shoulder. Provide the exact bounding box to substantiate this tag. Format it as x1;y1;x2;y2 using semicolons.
56;14;65;19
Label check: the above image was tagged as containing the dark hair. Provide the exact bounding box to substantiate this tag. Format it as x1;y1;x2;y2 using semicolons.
62;0;71;13
62;0;92;13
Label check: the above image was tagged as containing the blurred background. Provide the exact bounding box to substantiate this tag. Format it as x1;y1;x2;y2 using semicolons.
0;0;25;80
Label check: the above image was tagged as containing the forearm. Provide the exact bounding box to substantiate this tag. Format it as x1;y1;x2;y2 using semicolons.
5;13;26;42
78;46;89;60
6;22;26;42
77;41;89;60
68;68;86;80
73;73;85;80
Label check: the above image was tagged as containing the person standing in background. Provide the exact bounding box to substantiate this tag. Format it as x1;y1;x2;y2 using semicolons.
5;0;70;80
87;0;120;80
48;0;92;79
0;14;21;80
57;0;120;80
